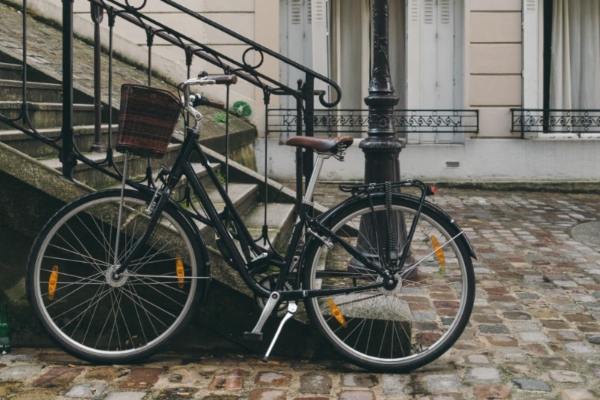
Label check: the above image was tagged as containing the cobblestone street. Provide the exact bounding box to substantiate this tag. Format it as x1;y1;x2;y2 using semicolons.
2;186;600;399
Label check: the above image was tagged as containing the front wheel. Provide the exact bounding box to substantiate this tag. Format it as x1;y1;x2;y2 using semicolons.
26;189;208;364
303;194;475;372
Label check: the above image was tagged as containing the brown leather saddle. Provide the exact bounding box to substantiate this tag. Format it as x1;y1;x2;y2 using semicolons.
285;136;354;155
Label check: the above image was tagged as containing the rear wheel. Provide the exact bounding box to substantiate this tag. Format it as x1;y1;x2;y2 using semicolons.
303;194;474;372
26;189;207;364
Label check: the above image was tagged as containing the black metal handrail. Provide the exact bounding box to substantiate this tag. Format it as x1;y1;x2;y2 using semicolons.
268;109;479;137
511;109;600;136
0;0;341;186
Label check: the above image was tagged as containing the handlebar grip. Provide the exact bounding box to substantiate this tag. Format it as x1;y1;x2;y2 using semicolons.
209;75;238;85
192;95;225;109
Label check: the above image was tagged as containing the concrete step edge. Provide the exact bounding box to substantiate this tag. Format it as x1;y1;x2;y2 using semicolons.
0;79;62;90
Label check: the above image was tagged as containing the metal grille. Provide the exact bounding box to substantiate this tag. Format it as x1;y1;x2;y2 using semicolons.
268;109;479;137
511;109;600;136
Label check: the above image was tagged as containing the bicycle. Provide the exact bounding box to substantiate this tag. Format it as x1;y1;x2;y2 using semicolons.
26;74;476;372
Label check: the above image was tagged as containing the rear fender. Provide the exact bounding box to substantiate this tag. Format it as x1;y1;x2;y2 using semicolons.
315;192;477;260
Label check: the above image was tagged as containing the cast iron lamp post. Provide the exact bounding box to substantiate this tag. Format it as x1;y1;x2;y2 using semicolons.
361;0;404;180
353;0;410;276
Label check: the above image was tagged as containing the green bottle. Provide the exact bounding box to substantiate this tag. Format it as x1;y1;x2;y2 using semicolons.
0;303;10;354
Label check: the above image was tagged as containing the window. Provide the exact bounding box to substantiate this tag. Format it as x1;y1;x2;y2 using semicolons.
544;0;600;110
522;0;600;137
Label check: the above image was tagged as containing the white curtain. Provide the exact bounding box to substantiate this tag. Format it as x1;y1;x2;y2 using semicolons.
551;0;600;109
330;0;405;110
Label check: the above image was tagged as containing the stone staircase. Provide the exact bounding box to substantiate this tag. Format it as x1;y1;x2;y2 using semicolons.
0;57;322;356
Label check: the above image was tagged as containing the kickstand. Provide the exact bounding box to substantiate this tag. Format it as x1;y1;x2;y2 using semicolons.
262;301;297;363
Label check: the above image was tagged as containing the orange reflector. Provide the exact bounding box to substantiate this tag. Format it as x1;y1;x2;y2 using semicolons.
430;186;437;195
430;236;446;267
176;256;185;289
327;298;347;328
48;265;59;301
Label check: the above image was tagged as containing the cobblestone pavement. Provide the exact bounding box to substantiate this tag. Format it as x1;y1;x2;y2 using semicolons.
2;186;600;399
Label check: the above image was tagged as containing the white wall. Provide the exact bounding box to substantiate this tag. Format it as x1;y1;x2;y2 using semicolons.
257;138;600;183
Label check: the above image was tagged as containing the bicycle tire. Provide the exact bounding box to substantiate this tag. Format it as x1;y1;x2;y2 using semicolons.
26;189;208;364
302;194;475;372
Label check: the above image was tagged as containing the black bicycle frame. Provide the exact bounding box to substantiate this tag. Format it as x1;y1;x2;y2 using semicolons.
116;131;448;303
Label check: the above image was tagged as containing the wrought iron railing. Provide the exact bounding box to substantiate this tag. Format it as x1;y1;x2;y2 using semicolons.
0;0;341;190
268;109;479;139
511;109;600;137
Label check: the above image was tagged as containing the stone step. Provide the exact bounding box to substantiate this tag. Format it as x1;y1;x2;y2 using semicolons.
0;79;63;102
0;62;22;81
0;102;97;131
243;202;296;253
0;124;118;159
39;143;183;190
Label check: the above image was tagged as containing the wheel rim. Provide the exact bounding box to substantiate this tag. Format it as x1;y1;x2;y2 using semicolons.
33;196;197;359
307;204;471;367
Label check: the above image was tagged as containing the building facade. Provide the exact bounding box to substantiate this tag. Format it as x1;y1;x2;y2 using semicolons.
23;0;600;183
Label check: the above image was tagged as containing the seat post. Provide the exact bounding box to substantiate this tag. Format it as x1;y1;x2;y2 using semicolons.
302;153;328;204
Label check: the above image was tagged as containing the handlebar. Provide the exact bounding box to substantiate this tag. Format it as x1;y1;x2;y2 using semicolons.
182;73;237;131
191;95;224;110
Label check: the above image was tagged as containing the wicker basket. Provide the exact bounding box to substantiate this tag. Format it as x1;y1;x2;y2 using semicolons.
116;84;182;159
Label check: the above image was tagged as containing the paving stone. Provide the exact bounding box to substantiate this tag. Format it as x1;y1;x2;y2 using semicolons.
340;374;378;388
293;398;328;400
472;384;511;400
299;373;332;394
65;383;107;398
541;319;570;329
503;312;532;320
586;334;600;344
155;388;199;399
564;342;596;354
511;321;543;331
503;363;531;375
539;357;570;368
517;292;540;300
479;325;510;334
472;314;502;323
0;355;32;363
549;370;584;383
255;372;292;386
560;388;598;400
486;336;518;347
338;391;376;400
209;369;249;391
104;392;147;400
0;366;43;381
550;330;581;341
512;378;552;392
382;374;409;396
119;368;163;389
466;367;501;383
579;323;600;332
85;367;121;381
564;314;594;322
518;332;550;342
248;389;286;400
33;366;83;388
423;375;460;393
468;355;489;364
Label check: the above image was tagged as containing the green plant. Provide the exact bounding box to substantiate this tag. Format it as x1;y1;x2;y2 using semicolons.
231;101;252;117
214;112;228;123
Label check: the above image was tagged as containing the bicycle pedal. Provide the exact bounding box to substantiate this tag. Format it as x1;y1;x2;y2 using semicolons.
243;332;263;341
